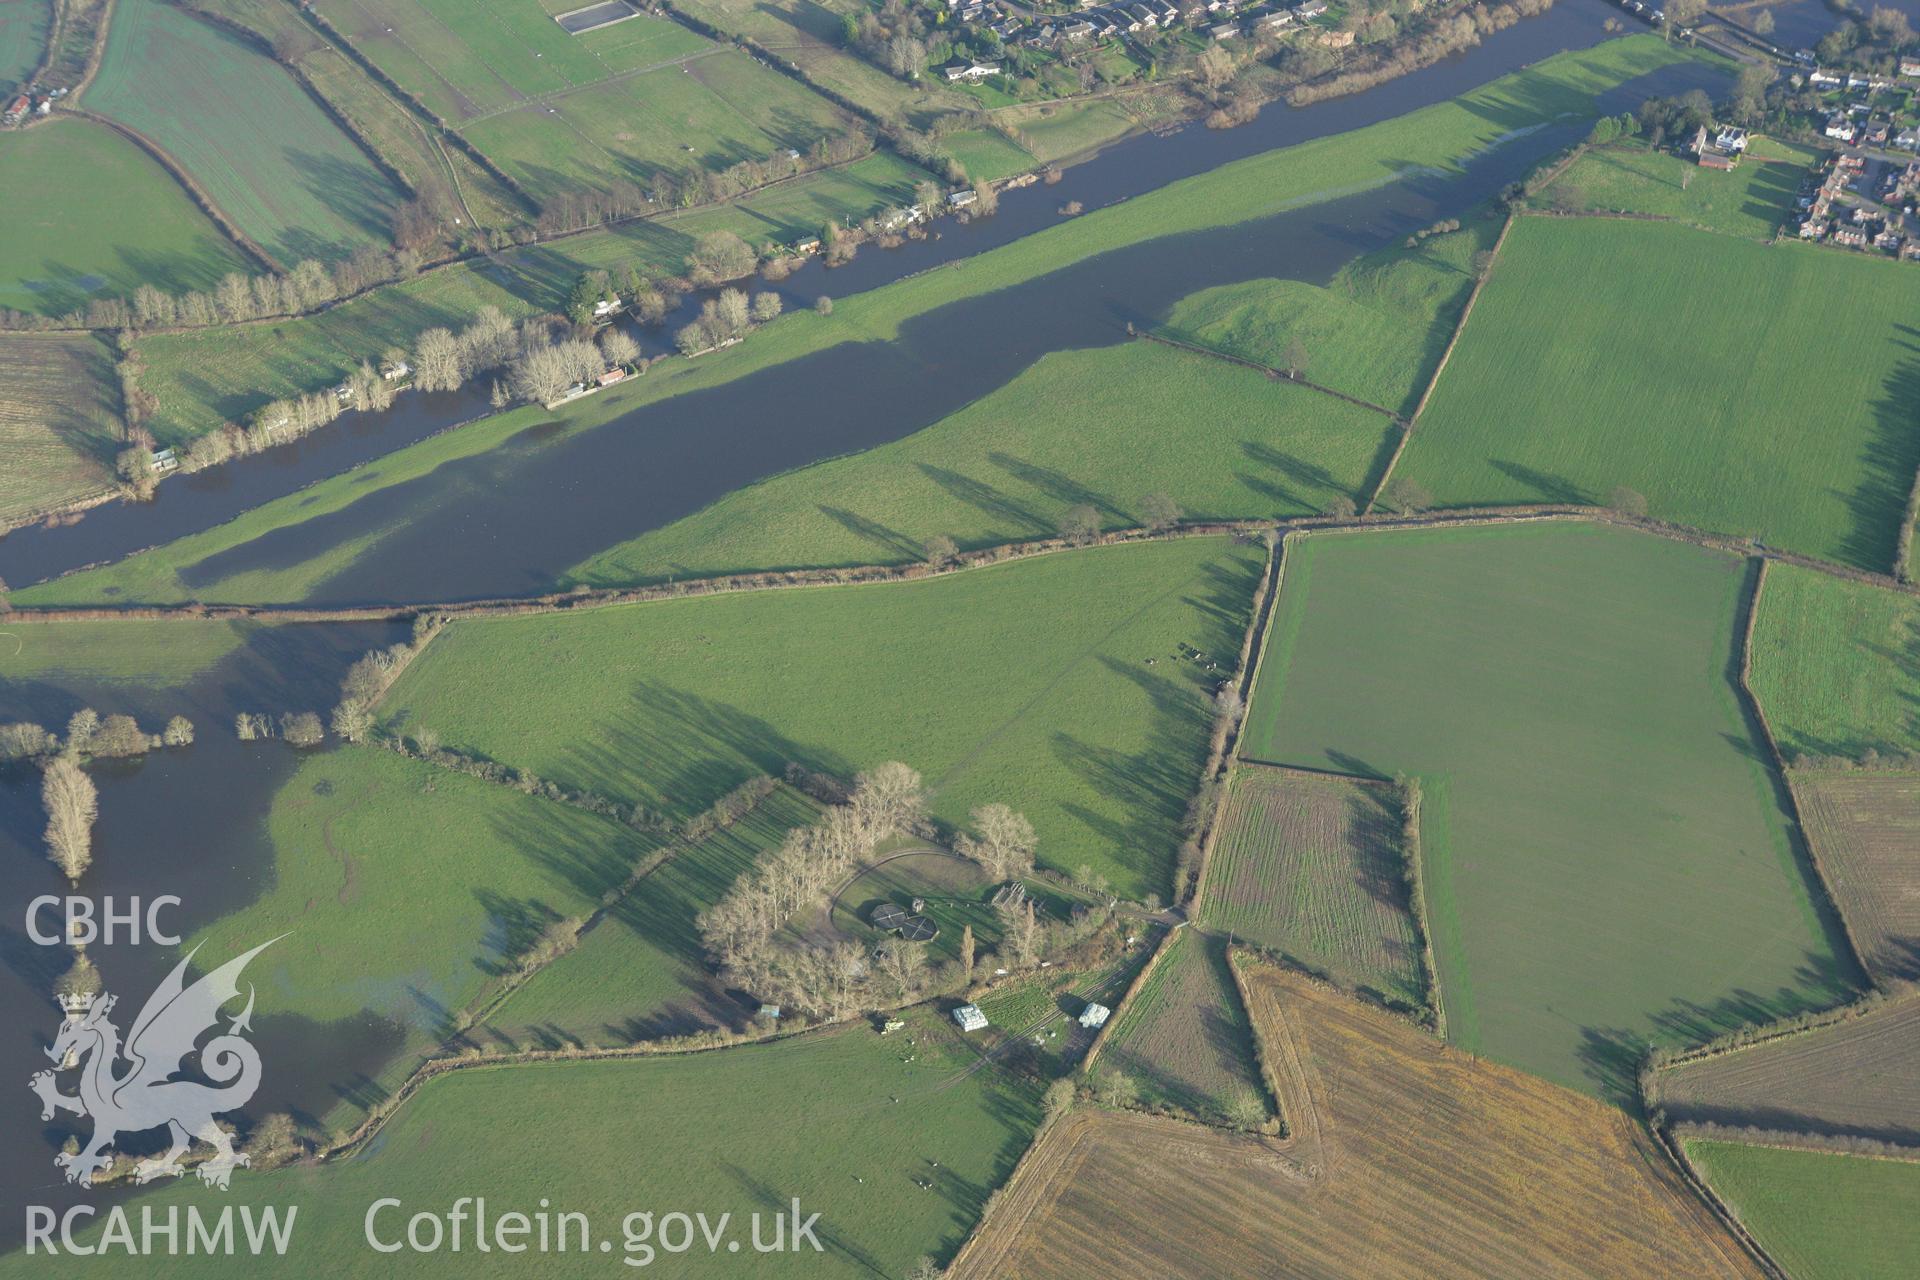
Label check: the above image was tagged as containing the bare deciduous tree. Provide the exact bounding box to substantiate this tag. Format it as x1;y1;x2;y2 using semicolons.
958;804;1037;881
42;757;97;882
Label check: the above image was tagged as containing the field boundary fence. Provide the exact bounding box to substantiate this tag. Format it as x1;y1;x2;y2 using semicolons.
1360;209;1515;514
1734;558;1876;989
1651;1122;1795;1280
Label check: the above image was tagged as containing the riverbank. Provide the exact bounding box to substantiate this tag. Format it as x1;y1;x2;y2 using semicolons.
5;35;1723;608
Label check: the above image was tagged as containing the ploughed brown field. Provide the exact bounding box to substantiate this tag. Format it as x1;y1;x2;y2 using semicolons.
1792;771;1920;987
952;964;1764;1280
1657;996;1920;1146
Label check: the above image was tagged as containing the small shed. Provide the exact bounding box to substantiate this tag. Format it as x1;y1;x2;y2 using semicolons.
952;1003;988;1032
1078;1002;1111;1029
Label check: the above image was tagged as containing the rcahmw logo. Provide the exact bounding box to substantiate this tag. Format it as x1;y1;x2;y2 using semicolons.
25;937;300;1258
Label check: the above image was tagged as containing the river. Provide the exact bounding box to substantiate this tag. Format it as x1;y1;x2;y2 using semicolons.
1;0;1708;593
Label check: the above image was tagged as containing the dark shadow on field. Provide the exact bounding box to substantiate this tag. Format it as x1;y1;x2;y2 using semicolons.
1738;160;1803;232
1325;749;1389;781
284;148;401;258
1722;559;1869;988
986;453;1126;522
1489;458;1592;505
1658;1099;1920;1147
1237;439;1348;512
1883;936;1920;985
722;1163;892;1277
817;506;926;561
915;465;1048;536
1837;340;1920;575
1576;950;1864;1110
1346;786;1413;915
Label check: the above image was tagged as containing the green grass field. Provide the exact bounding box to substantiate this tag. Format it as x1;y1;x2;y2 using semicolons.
188;746;657;1126
0;333;120;523
1749;562;1920;760
1241;522;1858;1102
0;1015;1042;1278
459;49;850;203
1398;217;1920;572
1162;219;1497;416
0;616;258;684
1098;929;1265;1125
940;127;1036;183
16;38;1707;596
84;0;404;264
96;37;1698;443
185;0;524;229
1687;1142;1920;1280
0;0;50;97
0;117;251;317
486;783;822;1045
568;339;1392;587
1542;136;1815;240
669;0;972;125
318;0;700;121
379;538;1264;900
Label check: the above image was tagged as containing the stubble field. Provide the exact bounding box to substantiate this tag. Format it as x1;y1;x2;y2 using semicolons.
955;964;1765;1280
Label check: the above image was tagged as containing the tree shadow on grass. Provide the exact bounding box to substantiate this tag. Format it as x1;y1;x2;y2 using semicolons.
1837;343;1920;574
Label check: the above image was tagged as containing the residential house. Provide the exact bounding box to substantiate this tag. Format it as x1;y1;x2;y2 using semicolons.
1896;126;1920;151
949;188;978;208
2;95;27;125
1799;216;1826;238
1833;226;1869;247
1902;57;1920;77
1062;19;1097;40
1713;126;1749;153
1865;117;1891;147
1826;113;1857;141
149;448;179;475
1291;0;1328;15
1809;67;1842;87
942;60;1000;81
1209;18;1239;36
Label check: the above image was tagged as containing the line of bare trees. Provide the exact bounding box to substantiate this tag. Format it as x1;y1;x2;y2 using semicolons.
0;245;431;335
330;616;444;743
18;707;195;882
